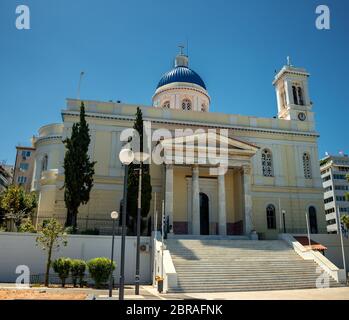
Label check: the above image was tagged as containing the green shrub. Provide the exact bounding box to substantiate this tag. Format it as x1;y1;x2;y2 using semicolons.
71;259;87;288
52;257;72;287
87;257;115;288
0;223;7;232
18;218;36;233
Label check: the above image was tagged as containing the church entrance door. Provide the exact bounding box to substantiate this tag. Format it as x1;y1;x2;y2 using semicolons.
200;192;209;235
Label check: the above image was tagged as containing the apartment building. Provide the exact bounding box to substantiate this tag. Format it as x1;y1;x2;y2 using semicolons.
320;153;349;233
13;146;36;192
0;163;13;192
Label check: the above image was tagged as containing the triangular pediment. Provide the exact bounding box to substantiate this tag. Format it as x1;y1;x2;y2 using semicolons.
160;131;259;153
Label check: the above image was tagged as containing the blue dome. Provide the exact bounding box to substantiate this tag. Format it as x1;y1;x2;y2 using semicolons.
156;66;206;90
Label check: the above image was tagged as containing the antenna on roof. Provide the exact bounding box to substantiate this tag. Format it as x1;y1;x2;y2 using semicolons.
287;56;292;66
77;71;85;100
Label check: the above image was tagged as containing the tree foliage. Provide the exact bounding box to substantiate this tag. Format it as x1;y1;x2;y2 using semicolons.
127;107;152;234
18;217;36;233
36;218;68;286
342;215;349;229
63;101;96;231
0;185;37;228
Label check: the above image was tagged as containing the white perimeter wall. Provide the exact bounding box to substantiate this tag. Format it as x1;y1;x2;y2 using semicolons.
294;234;349;269
0;232;151;284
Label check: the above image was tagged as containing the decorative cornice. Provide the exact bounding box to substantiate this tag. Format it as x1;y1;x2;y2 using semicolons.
35;135;63;144
61;110;319;138
153;85;210;101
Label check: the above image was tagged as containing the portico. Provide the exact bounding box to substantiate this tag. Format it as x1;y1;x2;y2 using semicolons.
161;133;258;236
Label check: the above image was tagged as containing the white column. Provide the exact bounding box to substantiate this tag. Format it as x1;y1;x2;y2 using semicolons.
284;80;293;106
192;165;200;235
218;172;227;235
242;165;253;235
32;155;44;191
165;164;174;233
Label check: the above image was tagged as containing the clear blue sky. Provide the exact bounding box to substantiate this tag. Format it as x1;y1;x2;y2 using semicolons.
0;0;348;164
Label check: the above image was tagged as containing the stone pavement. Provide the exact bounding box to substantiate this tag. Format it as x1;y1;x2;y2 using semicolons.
147;286;349;300
1;283;349;300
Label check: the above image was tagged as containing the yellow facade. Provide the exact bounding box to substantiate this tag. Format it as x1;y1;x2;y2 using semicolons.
31;59;325;238
31;100;325;238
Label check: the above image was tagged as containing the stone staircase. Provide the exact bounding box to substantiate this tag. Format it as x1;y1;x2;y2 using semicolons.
166;239;343;293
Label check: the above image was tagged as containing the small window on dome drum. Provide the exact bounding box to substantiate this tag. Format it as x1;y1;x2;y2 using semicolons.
201;104;206;112
182;99;191;111
162;101;170;109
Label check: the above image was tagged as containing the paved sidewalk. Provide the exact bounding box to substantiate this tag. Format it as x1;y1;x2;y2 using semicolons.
146;287;349;300
1;283;349;300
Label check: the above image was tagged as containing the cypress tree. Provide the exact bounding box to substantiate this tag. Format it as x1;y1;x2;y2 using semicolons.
63;102;96;232
127;107;152;235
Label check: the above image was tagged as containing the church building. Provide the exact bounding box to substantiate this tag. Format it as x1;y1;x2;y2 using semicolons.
31;50;325;239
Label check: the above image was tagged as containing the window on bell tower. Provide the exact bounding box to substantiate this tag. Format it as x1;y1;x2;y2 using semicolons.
298;87;304;105
292;86;298;105
292;84;304;106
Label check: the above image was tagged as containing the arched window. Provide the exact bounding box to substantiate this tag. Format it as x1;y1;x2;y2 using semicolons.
297;87;304;105
201;103;206;112
262;149;274;177
162;101;170;109
181;99;192;111
266;204;276;229
41;155;48;172
292;86;298;105
303;153;312;179
308;206;318;234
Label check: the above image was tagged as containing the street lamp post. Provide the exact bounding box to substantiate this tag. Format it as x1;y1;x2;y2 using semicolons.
134;152;149;295
282;210;286;233
109;210;119;298
118;148;134;300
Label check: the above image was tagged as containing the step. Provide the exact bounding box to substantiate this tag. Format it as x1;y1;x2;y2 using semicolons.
172;281;343;288
168;284;343;293
165;239;342;293
177;270;326;280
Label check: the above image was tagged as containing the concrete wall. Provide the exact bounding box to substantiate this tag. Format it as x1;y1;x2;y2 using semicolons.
0;232;151;284
294;234;349;269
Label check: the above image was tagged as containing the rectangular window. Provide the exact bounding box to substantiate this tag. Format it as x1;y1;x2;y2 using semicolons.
336;196;347;202
21;150;31;158
335;185;349;191
322;175;331;182
17;176;27;184
333;174;346;180
325;208;335;214
326;219;336;226
19;163;29;171
324;197;334;204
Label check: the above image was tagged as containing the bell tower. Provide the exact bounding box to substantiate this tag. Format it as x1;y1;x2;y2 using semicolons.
273;57;314;124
